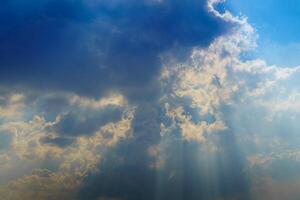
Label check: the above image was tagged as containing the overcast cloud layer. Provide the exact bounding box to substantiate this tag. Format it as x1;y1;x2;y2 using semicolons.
1;0;300;200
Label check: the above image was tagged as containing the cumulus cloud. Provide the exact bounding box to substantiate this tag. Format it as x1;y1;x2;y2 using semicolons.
159;14;253;143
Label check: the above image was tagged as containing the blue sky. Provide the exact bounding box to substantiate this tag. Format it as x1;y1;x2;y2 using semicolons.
225;0;300;67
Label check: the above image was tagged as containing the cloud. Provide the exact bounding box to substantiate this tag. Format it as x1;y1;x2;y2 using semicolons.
0;0;230;100
159;13;255;143
0;92;135;199
96;3;300;199
250;176;300;200
78;9;256;200
0;94;25;120
1;1;300;200
49;106;123;136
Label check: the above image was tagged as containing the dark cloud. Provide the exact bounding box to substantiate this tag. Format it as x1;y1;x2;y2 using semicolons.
29;94;71;120
0;0;230;100
49;106;123;136
40;136;74;147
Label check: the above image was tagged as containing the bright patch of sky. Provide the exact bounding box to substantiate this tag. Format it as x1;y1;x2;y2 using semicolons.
223;0;300;67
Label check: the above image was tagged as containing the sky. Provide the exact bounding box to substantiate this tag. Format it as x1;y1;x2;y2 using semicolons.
224;0;300;67
0;1;300;200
